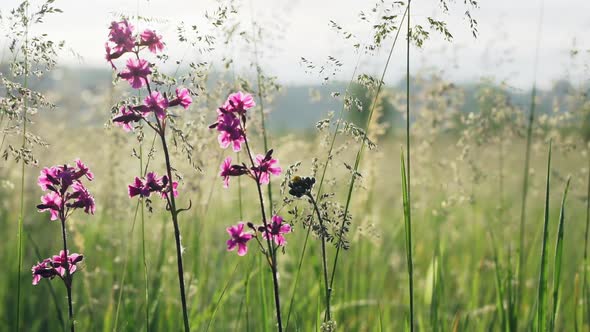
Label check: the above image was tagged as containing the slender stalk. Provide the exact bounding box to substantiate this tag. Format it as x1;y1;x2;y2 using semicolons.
15;3;29;330
240;120;283;331
249;0;273;212
157;126;191;332
536;140;552;332
308;194;331;322
329;2;408;291
404;3;414;330
140;141;150;331
518;1;544;322
59;202;75;332
583;156;590;327
550;177;570;331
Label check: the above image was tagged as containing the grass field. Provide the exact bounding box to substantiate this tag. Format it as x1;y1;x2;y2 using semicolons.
1;0;590;331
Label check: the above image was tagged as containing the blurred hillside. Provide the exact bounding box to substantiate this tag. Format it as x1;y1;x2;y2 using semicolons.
1;65;587;132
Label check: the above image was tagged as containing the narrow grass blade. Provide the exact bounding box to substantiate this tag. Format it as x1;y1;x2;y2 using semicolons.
401;150;414;332
549;176;571;331
536;140;552;332
583;156;590;330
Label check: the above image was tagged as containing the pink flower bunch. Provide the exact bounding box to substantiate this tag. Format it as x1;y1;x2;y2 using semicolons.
209;92;256;152
107;22;193;130
128;171;178;199
226;215;292;256
105;19;163;70
37;159;96;220
32;251;83;285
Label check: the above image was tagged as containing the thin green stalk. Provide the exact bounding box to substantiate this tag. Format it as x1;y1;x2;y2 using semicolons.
584;156;590;332
536;140;552;332
487;227;507;332
404;3;414;330
240;119;282;331
27;231;66;331
329;1;408;292
249;0;273;212
113;133;157;331
205;262;240;332
401;151;414;332
518;0;544;322
308;194;332;322
140;141;150;331
550;177;571;331
15;3;29;330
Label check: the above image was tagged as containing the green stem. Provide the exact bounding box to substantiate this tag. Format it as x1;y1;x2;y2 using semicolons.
308;194;331;322
329;2;408;292
405;3;414;330
16;3;29;330
583;155;590;327
240;119;283;332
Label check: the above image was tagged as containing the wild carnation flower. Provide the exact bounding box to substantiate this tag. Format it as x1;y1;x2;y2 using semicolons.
38;166;59;191
144;91;168;120
169;88;192;109
216;112;245;152
252;150;282;185
119;58;151;89
31;259;58;285
140;29;164;53
223;91;256;114
108;19;135;53
128;172;177;199
69;182;96;215
51;250;84;277
219;156;249;188
113;105;142;132
75;159;94;181
38;191;62;221
226;222;253;256
37;160;95;221
262;215;292;246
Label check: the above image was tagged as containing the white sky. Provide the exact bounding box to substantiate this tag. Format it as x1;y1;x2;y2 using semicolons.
1;0;589;89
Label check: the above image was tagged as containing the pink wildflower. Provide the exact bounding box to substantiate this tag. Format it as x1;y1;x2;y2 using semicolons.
262;215;292;246
223;91;256;114
252;150;282;185
144;91;168;120
226;222;253;256
38;191;62;221
113;105;142;132
51;250;84;277
31;259;58;285
38;166;59;191
216;112;245;152
219;156;249;188
140;29;164;53
108;20;135;53
75;159;94;181
119;58;151;89
69;182;96;215
169;88;192;109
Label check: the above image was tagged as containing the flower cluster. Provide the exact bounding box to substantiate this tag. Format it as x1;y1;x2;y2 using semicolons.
128;171;178;199
209;92;255;152
36;159;96;220
32;251;83;285
226;215;292;256
106;19;192;131
211;92;291;256
211;92;282;188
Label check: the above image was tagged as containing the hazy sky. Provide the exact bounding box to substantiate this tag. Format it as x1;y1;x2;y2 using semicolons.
1;0;589;89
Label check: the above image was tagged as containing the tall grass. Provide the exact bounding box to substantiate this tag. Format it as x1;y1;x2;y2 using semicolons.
535;140;552;332
518;1;545;325
584;156;590;332
15;3;29;330
549;176;570;331
403;1;414;330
